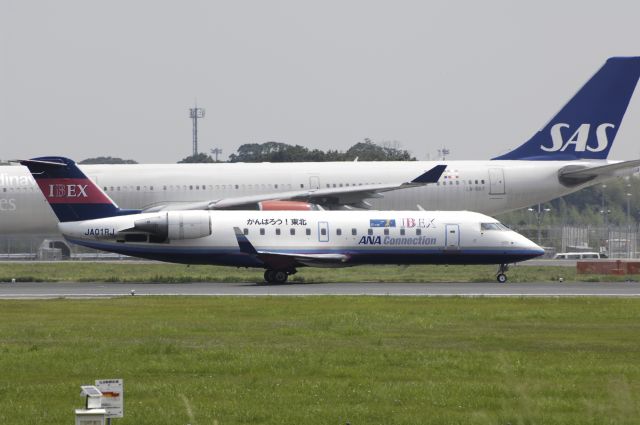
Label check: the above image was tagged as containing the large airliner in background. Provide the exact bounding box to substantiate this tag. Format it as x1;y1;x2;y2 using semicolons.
2;57;640;235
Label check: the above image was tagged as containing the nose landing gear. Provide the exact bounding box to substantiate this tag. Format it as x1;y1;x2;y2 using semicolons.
496;264;509;283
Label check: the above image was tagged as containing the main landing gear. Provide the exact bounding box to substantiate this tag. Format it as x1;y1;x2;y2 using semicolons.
263;269;294;284
496;264;509;283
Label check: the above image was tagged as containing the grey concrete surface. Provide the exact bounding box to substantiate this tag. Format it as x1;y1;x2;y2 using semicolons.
1;281;640;298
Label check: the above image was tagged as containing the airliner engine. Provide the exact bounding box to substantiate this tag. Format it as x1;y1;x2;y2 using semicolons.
133;211;211;240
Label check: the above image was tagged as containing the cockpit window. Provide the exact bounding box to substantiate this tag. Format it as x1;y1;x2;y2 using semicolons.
481;222;508;231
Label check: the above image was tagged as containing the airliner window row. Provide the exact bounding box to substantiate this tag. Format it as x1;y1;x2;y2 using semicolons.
241;227;425;236
2;187;36;192
101;182;382;192
436;179;485;186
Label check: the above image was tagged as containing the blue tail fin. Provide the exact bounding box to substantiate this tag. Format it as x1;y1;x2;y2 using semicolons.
493;57;640;160
20;156;138;222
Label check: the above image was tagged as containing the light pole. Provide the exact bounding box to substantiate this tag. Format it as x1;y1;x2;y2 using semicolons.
601;184;609;256
190;105;205;156
210;148;223;162
527;204;551;245
627;191;632;258
437;148;450;160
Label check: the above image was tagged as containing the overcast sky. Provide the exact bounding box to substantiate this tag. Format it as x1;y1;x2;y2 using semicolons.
2;0;640;163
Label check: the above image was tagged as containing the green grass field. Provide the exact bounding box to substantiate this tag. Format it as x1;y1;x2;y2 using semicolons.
0;297;639;424
0;262;636;283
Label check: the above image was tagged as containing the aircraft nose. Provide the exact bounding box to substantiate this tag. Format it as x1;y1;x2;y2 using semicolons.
517;233;545;257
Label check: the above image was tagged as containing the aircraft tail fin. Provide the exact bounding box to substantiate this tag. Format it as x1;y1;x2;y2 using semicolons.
19;156;137;222
493;57;640;160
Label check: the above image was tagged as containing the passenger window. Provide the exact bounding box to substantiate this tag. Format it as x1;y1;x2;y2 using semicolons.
189;185;193;190
243;228;249;235
136;186;140;191
352;228;357;236
400;229;405;236
275;184;278;189
306;228;311;236
336;229;342;236
320;228;327;236
300;184;304;188
103;187;107;191
235;185;239;189
481;180;485;184
163;185;167;190
260;228;265;235
290;228;295;235
384;229;389;235
368;229;373;235
475;180;478;184
275;228;281;236
416;229;422;236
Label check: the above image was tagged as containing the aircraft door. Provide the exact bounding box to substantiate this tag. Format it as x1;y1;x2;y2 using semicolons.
318;221;329;242
488;168;505;195
309;176;320;190
445;224;460;250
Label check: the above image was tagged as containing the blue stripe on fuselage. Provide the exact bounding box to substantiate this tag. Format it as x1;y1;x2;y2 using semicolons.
66;237;542;267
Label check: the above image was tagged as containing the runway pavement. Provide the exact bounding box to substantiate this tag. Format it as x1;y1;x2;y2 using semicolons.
1;281;640;298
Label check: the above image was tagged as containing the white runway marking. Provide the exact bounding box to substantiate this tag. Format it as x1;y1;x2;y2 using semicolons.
1;281;640;298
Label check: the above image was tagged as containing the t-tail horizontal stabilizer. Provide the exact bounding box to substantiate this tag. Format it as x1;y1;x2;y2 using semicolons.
18;156;139;222
493;57;640;161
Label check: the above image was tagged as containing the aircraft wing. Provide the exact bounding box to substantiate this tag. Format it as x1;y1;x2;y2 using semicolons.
233;227;350;268
143;165;446;212
559;159;640;186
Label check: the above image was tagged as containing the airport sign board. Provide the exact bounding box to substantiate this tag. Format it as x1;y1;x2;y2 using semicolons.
95;379;123;419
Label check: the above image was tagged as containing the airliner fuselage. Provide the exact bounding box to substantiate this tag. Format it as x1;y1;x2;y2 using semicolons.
0;159;623;234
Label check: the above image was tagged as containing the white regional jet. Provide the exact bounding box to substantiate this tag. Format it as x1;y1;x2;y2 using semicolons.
3;57;640;235
19;157;544;283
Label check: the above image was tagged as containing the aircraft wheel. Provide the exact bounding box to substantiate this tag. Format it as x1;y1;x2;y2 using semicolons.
496;273;507;284
273;271;288;284
264;270;275;283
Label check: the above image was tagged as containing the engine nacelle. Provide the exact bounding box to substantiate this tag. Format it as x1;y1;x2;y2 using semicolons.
134;211;212;240
258;200;320;211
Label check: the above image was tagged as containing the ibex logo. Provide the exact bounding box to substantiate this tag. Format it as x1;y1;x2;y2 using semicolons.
48;184;89;198
541;123;614;153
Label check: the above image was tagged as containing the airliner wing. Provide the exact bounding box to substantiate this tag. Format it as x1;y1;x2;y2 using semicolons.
559;159;640;185
233;227;350;268
143;165;446;212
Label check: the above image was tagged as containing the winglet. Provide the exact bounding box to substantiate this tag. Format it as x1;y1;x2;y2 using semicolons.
411;165;447;184
233;227;258;255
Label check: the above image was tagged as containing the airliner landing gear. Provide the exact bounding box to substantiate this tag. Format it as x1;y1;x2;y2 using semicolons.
263;269;289;284
496;264;509;283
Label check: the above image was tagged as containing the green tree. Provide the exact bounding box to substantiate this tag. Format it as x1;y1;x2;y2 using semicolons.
227;139;415;162
79;156;138;164
178;153;215;163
